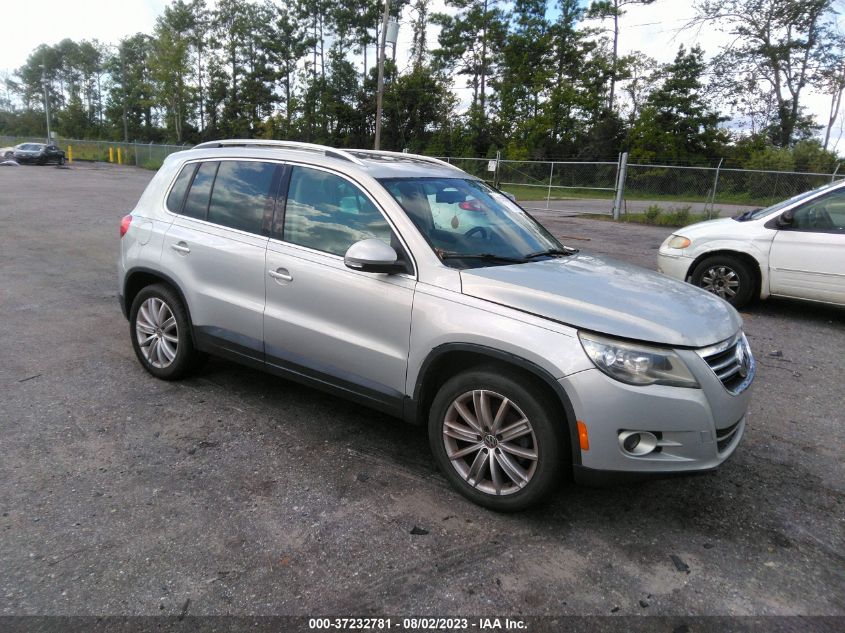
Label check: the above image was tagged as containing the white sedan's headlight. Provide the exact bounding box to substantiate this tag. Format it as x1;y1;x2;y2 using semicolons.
666;235;691;249
578;331;700;388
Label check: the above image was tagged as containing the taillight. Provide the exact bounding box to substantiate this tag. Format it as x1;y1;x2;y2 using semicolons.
120;214;132;238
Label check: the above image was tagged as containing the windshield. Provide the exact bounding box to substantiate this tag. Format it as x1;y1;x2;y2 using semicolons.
379;177;565;268
738;182;841;221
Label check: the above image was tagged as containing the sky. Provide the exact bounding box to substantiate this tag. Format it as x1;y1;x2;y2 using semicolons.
1;0;842;148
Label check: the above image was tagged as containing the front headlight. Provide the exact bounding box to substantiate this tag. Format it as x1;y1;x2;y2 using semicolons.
666;235;691;249
578;331;700;388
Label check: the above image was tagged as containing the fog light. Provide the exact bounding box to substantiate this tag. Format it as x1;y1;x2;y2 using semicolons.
618;431;658;456
623;433;640;452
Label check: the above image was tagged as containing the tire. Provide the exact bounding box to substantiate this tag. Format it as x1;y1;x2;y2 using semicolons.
428;366;566;512
690;254;756;308
129;283;205;380
58;156;65;165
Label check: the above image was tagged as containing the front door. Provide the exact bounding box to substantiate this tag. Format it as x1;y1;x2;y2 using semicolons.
263;164;415;414
769;188;845;304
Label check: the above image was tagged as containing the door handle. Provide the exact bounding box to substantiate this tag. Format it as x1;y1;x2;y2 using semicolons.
171;242;190;254
268;268;293;282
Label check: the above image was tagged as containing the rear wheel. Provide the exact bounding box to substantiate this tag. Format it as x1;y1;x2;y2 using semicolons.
129;284;205;380
690;254;755;308
428;367;566;511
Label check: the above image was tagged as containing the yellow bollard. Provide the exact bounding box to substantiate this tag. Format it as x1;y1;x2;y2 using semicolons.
109;146;114;163
67;146;73;163
117;147;122;165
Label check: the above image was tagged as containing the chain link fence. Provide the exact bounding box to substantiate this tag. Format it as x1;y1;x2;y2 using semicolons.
4;136;841;217
444;154;843;216
1;135;189;169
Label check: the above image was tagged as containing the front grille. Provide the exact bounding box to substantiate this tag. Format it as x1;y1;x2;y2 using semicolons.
716;419;742;453
698;333;754;394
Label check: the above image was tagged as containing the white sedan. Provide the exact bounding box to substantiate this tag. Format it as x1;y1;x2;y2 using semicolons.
658;180;845;308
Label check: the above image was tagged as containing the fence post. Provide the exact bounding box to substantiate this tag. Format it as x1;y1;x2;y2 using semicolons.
546;162;555;210
708;157;724;219
612;152;628;220
494;150;501;188
831;162;841;183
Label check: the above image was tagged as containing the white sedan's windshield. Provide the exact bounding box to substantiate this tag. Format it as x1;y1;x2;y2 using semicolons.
380;177;566;267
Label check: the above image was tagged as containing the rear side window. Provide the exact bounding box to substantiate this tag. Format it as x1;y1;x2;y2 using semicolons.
283;166;392;256
166;163;197;213
207;161;277;234
182;161;218;220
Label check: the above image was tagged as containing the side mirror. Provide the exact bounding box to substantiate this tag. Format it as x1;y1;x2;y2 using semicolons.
344;239;404;274
502;191;517;202
777;210;794;227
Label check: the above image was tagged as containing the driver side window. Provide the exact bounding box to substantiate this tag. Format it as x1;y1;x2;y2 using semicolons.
282;166;394;256
791;191;845;232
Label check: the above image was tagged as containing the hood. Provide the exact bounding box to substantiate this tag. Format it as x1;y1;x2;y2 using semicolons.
460;252;741;348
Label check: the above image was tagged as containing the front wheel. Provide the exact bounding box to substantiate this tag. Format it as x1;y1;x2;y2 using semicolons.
129;284;205;380
428;367;566;511
58;156;65;165
690;255;755;308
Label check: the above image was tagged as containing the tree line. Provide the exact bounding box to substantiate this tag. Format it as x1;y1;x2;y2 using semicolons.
1;0;843;171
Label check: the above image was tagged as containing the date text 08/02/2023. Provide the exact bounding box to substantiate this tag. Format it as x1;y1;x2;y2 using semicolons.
308;617;528;630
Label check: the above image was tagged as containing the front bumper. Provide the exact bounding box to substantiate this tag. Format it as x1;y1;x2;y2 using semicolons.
656;250;693;281
561;355;751;477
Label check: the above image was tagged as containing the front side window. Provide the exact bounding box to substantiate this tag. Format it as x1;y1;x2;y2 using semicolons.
380;177;564;268
207;160;278;234
790;190;845;232
282;166;392;256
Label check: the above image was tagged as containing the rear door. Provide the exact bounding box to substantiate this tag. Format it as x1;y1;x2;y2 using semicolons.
161;159;282;365
263;164;416;414
768;188;845;304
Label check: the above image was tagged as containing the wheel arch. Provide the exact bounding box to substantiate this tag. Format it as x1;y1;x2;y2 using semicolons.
686;249;764;299
122;267;198;344
407;343;581;467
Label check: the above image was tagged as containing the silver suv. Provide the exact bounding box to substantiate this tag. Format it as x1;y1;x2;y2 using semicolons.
118;140;754;511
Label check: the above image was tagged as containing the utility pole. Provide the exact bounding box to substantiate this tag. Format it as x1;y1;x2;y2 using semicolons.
41;66;52;144
374;0;390;150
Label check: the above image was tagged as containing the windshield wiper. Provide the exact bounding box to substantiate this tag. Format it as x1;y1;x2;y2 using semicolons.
734;208;761;222
439;252;527;264
523;247;578;259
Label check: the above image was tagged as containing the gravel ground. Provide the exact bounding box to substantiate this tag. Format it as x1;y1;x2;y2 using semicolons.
0;163;843;619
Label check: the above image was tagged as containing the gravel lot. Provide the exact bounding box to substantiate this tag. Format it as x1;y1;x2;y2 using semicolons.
1;163;843;619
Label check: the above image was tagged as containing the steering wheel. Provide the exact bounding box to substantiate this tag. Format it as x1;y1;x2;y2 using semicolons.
464;226;488;239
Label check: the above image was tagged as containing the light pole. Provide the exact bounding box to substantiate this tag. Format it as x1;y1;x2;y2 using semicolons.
40;65;52;144
374;0;391;150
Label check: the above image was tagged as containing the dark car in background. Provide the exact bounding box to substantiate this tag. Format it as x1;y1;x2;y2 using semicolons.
13;143;65;165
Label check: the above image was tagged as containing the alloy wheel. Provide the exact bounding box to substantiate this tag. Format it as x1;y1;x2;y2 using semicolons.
442;389;538;496
135;297;179;369
701;265;740;299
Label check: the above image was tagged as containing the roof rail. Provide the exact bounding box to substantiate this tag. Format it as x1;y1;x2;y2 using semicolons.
192;139;365;166
347;149;462;171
